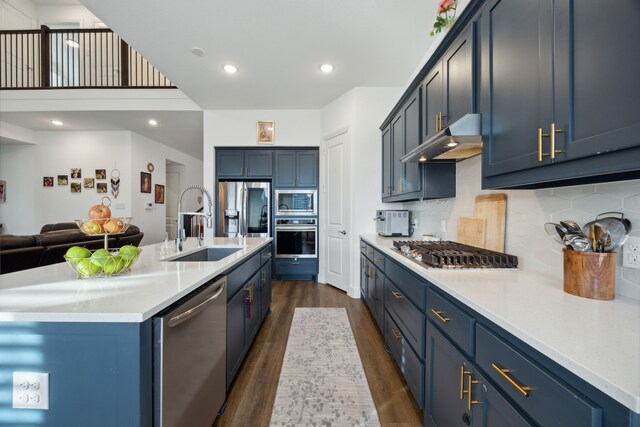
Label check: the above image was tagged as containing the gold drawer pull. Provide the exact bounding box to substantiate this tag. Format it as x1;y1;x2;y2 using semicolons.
431;308;450;323
460;366;470;399
466;373;479;410
537;127;550;162
391;328;401;340
391;291;403;300
549;122;563;160
291;262;300;265
374;257;383;262
491;363;531;397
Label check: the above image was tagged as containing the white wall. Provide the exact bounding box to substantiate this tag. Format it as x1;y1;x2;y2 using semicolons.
203;109;322;237
405;156;640;300
321;87;404;297
0;131;132;235
130;132;202;245
0;130;202;245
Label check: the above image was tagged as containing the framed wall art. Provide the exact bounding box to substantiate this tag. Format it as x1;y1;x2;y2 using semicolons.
95;169;106;179
57;175;68;186
155;184;165;204
70;183;81;193
141;172;152;193
84;178;95;189
257;121;275;144
71;168;81;179
96;183;108;193
0;180;6;203
43;177;54;187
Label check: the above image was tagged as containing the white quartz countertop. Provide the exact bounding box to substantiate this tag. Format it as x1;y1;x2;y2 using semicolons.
0;237;271;323
361;234;640;414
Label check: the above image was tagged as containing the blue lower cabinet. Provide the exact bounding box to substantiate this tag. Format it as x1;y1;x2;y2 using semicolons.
227;287;247;389
273;258;318;280
386;278;425;359
385;310;424;408
260;259;272;320
472;370;534;427
475;325;602;427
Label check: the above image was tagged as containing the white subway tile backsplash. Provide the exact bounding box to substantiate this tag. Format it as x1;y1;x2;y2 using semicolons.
406;155;640;300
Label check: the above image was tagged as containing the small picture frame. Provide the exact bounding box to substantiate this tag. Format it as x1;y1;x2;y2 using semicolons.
43;177;54;187
57;175;68;186
257;121;275;144
0;180;5;203
155;184;165;204
141;172;152;193
95;169;106;180
70;182;81;193
71;168;81;179
96;183;108;193
84;178;95;188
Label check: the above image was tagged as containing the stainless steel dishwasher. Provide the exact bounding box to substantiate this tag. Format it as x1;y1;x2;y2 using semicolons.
153;275;227;427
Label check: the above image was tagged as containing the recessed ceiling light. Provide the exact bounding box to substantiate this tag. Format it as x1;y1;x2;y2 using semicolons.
320;64;334;73
148;119;158;126
65;39;79;48
51;120;63;126
191;47;205;57
446;141;458;147
223;64;238;74
418;155;427;162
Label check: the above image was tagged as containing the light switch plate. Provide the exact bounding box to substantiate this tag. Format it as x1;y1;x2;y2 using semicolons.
13;372;49;410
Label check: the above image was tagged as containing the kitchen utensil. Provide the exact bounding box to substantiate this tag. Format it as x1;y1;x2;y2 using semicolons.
560;220;582;234
596;211;632;233
582;218;628;252
563;232;592;252
544;222;566;245
591;222;608;252
458;217;486;248
474;193;507;252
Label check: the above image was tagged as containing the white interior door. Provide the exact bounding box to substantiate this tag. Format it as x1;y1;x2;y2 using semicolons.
166;163;181;240
325;131;350;293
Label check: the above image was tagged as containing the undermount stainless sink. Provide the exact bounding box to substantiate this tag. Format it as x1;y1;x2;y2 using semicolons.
166;247;242;262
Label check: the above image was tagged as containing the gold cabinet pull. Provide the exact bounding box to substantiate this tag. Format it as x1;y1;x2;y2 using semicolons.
460;366;471;399
391;328;401;340
436;114;440;132
466;373;479;410
291;262;300;265
439;112;447;130
549;122;563;159
391;291;403;300
537;128;550;161
431;308;450;323
374;257;383;263
491;363;531;397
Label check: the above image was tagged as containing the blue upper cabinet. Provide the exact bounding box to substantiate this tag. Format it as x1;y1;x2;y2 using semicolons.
481;0;640;188
216;149;273;178
274;150;318;188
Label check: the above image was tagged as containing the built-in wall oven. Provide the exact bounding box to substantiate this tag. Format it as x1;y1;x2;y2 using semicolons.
275;189;317;216
275;218;317;258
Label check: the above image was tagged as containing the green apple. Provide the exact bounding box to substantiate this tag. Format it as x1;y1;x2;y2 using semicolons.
103;255;125;274
76;258;100;276
65;246;91;262
118;245;140;261
90;249;113;267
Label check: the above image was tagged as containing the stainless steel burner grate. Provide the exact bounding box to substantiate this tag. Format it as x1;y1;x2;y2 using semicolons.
393;240;518;269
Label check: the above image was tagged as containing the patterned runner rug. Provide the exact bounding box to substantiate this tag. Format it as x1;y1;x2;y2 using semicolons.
270;307;381;426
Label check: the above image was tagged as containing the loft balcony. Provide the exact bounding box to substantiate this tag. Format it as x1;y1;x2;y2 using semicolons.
0;25;175;89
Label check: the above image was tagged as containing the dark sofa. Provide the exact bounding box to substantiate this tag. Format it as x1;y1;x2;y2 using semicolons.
0;222;144;275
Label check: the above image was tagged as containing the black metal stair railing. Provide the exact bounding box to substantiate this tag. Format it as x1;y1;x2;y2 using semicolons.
0;25;175;89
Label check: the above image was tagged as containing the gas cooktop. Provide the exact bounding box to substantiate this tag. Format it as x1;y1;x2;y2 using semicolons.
392;240;518;269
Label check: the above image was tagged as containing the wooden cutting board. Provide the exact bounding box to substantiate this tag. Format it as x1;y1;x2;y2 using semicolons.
474;193;507;252
457;217;486;248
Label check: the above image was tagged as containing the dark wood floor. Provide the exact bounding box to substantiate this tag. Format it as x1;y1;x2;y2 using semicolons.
214;280;423;427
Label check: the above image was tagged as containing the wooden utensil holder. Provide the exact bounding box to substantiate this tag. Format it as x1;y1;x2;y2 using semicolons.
563;249;616;300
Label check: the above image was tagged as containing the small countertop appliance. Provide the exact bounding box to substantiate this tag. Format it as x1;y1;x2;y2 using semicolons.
375;210;411;237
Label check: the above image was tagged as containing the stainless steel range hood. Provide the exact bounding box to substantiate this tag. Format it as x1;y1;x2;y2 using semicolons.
401;113;482;163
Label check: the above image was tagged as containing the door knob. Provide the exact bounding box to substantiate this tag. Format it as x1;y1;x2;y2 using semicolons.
338;230;347;235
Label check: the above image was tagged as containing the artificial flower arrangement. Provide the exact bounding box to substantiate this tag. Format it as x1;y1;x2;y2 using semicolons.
430;0;457;36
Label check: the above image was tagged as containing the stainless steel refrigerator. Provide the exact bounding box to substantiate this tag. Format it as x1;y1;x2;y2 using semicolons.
217;181;270;237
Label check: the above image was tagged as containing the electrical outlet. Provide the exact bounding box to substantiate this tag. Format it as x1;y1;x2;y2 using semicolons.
13;372;49;410
622;236;640;270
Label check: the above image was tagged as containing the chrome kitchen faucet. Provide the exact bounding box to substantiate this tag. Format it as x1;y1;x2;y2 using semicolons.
176;185;213;251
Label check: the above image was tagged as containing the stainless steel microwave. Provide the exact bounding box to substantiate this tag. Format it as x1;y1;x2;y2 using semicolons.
274;189;317;216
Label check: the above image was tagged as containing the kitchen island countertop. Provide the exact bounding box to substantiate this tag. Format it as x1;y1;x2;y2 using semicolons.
361;234;640;415
0;237;271;323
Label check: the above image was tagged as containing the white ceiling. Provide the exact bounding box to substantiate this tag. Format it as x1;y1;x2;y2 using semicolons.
79;0;439;109
2;0;439;160
0;111;204;159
